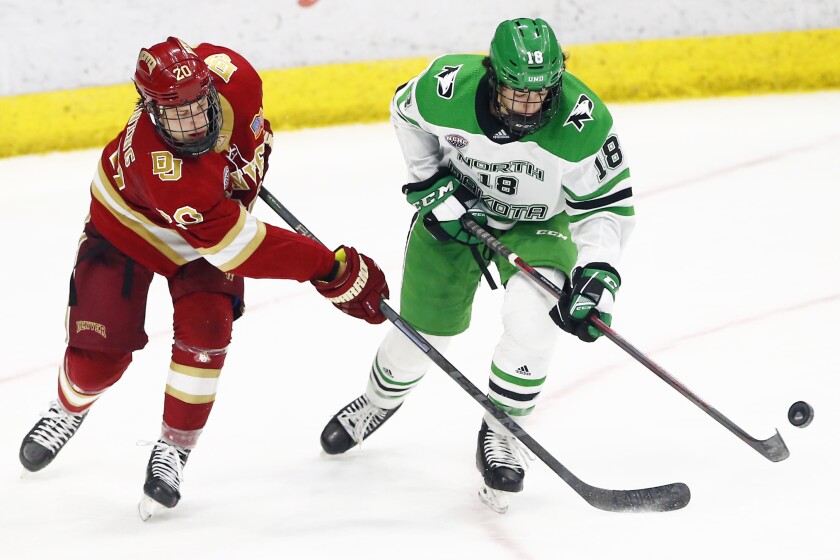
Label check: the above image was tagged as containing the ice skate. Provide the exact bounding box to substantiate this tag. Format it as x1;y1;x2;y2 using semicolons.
478;484;511;514
475;420;532;514
138;439;190;521
19;401;87;473
138;496;163;521
320;395;401;454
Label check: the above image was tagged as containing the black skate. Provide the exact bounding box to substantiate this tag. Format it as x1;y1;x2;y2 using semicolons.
138;439;190;521
475;420;531;514
320;395;401;455
19;401;87;472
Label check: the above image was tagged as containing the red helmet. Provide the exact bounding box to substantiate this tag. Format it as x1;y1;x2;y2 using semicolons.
133;37;222;156
134;37;212;106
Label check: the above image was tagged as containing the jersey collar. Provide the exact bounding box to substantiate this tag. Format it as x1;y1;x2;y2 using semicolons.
475;75;518;145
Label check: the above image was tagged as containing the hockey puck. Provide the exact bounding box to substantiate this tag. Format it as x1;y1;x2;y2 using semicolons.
787;401;814;428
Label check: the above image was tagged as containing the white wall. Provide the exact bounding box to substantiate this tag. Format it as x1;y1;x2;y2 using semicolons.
2;0;837;96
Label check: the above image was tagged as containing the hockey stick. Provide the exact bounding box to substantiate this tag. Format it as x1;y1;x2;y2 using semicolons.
461;214;790;463
258;187;690;512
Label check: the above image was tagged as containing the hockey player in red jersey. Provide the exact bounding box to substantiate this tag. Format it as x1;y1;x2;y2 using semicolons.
18;37;389;519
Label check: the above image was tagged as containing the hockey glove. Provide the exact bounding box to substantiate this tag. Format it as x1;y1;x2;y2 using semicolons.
313;246;389;324
403;169;487;245
549;263;621;342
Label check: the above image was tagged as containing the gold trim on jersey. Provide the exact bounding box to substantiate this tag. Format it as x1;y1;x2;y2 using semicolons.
91;164;196;266
164;386;216;405
197;204;248;256
213;93;235;153
94;159;269;272
59;361;101;408
214;218;267;272
194;204;268;272
169;363;222;378
165;362;221;405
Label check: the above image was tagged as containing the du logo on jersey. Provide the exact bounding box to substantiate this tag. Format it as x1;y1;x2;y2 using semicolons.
563;94;595;131
435;65;463;99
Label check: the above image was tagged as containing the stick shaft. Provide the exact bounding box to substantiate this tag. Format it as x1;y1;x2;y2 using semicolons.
461;215;789;462
257;188;692;509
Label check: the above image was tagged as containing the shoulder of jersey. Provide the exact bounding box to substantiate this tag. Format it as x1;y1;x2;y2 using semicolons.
413;54;485;109
532;71;615;160
194;43;261;91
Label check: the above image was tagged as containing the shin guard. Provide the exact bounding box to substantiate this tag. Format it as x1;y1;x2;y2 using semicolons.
163;292;233;433
487;268;565;420
366;326;453;409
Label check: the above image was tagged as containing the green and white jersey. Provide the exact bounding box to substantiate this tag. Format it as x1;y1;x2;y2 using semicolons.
390;54;635;269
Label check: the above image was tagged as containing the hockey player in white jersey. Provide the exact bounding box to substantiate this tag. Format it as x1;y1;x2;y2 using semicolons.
320;17;635;513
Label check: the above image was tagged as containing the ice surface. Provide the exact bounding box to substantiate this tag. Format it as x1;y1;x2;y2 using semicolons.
1;92;838;559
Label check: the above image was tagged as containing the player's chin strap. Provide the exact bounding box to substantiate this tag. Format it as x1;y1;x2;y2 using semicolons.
460;214;791;463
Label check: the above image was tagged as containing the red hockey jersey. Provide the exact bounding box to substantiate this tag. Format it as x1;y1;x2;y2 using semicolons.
89;43;334;281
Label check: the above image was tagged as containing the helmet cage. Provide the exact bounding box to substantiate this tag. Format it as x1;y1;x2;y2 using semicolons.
133;37;222;157
487;18;564;136
143;84;223;157
489;70;562;136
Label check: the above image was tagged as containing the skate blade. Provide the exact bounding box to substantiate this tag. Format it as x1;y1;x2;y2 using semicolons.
478;484;510;514
138;496;164;521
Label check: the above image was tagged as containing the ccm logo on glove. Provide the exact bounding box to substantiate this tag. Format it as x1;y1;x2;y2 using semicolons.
403;169;487;245
549;263;621;342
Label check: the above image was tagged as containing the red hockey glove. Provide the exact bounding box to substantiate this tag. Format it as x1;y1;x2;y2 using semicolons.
313;246;389;324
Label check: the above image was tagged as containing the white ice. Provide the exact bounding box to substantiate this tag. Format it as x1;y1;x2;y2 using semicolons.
1;92;838;559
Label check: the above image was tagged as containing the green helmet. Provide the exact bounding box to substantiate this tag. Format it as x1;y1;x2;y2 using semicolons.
487;18;564;135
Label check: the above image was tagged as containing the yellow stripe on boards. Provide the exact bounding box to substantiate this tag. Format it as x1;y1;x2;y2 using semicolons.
3;83;137;158
261;56;433;132
567;29;840;101
2;30;838;159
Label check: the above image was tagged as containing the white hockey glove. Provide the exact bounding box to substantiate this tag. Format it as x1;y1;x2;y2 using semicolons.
403;170;488;245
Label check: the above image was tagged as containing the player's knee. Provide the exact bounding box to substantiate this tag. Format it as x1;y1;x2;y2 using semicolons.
379;325;453;372
173;292;234;349
501;268;565;351
65;346;132;392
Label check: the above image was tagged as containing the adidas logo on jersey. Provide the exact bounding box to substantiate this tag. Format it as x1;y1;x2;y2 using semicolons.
515;365;531;376
492;129;510;140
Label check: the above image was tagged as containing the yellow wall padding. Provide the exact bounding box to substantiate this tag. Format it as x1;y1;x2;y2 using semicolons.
1;29;838;159
262;56;432;131
566;29;840;101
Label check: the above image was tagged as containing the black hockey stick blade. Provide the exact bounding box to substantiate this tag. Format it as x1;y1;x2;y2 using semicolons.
381;305;691;513
489;402;691;512
581;482;691;513
591;316;790;463
748;430;789;462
